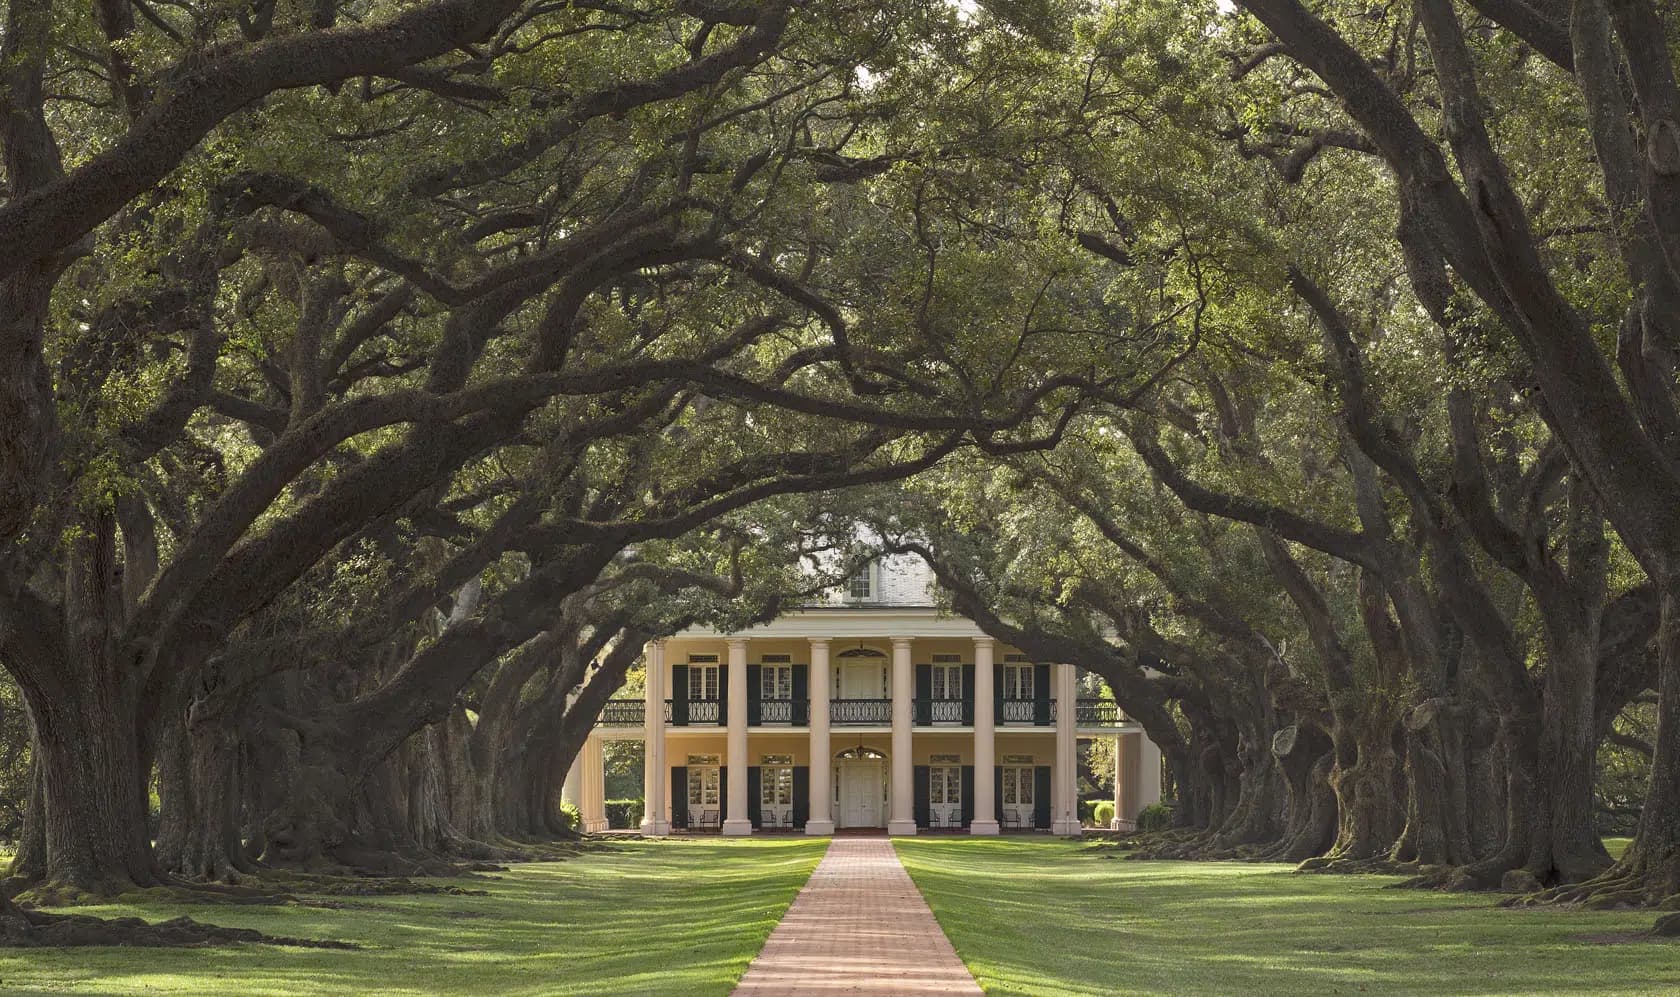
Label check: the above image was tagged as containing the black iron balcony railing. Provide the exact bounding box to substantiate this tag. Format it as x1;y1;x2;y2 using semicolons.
831;698;891;724
1000;697;1039;723
919;698;963;724
1076;699;1122;726
603;695;1117;728
759;698;796;724
600;699;643;726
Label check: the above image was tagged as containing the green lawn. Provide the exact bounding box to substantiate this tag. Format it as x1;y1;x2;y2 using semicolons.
895;837;1680;997
0;837;826;996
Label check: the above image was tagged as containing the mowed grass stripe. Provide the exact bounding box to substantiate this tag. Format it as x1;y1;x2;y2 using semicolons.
894;836;1680;997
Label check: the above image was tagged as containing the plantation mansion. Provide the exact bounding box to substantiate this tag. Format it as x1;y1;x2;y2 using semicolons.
566;555;1162;835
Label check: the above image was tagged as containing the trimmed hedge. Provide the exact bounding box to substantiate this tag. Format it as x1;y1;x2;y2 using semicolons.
1137;802;1172;832
1092;800;1115;827
605;798;643;830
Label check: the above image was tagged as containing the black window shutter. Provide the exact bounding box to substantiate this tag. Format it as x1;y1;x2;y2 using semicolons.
961;766;975;827
994;766;1004;823
791;665;809;725
961;664;976;725
994;663;1005;722
915;664;932;725
671;767;688;829
671;665;688;726
746;664;762;726
720;766;728;823
747;766;762;828
793;766;810;828
717;665;729;725
914;765;931;828
1033;766;1052;828
1033;664;1051;725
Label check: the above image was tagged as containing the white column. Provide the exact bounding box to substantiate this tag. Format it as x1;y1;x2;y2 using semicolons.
581;734;608;833
1138;732;1163;810
1112;735;1126;828
888;636;917;835
722;637;753;835
562;756;582;810
562;690;583;812
806;638;835;835
640;640;670;835
970;637;999;835
1052;663;1081;835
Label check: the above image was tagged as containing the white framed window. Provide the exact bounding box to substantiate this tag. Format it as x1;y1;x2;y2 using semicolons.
1004;663;1034;700
847;564;873;599
1002;766;1034;806
687;766;720;807
760;663;793;700
929;764;961;805
761;766;793;806
689;657;719;700
931;663;962;700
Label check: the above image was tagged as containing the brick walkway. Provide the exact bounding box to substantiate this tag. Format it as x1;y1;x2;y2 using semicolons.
734;837;983;996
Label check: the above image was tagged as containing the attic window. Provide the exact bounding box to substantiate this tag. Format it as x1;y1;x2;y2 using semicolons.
847;564;873;599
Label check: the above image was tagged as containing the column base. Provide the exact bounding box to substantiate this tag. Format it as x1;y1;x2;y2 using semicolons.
721;818;755;837
887;819;918;836
968;819;1000;836
803;818;836;836
583;818;609;834
1052;818;1083;836
639;818;671;837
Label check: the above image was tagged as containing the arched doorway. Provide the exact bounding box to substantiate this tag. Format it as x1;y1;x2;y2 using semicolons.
834;746;886;829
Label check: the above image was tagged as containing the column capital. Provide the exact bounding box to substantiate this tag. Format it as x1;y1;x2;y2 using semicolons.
972;635;995;648
889;635;915;649
808;636;831;648
725;636;749;650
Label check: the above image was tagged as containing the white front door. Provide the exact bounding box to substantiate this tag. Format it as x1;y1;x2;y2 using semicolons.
838;761;883;827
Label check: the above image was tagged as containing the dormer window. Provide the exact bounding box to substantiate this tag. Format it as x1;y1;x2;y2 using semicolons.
847;563;874;600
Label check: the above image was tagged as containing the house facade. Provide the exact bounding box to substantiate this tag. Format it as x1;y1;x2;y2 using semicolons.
566;556;1163;835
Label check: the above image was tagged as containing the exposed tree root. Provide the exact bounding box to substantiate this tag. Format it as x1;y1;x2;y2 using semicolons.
0;894;353;949
1296;855;1429;877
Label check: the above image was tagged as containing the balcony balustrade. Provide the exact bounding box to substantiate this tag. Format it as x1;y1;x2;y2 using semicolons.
1075;699;1122;726
600;699;644;726
599;695;1120;728
1000;698;1038;723
831;698;892;724
924;698;963;724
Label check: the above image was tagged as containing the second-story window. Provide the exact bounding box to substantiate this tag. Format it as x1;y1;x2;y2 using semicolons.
689;661;719;700
847;564;873;599
760;663;792;699
1004;663;1034;700
931;662;962;700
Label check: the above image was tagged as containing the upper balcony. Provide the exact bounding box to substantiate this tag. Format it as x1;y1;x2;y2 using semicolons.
596;697;1125;728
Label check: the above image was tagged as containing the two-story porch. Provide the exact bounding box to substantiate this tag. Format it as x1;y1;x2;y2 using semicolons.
567;606;1162;836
